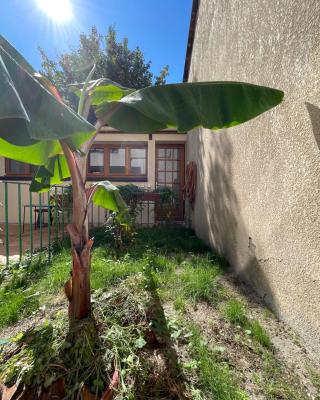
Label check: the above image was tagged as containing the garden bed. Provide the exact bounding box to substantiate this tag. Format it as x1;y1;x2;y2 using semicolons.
0;227;319;399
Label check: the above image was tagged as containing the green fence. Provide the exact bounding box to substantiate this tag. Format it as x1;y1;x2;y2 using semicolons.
0;181;173;265
0;181;106;266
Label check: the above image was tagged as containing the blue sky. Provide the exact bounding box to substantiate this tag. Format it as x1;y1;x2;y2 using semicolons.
0;0;192;83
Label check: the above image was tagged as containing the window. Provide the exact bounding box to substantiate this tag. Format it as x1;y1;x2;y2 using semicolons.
5;159;37;176
88;143;147;179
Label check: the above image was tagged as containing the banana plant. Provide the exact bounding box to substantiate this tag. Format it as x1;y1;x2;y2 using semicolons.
0;35;284;320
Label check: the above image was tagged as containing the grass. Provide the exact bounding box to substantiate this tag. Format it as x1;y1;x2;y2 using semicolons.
187;324;248;400
0;226;314;399
260;352;310;400
0;249;70;328
250;320;271;348
310;369;320;400
222;298;271;348
222;299;247;325
0;276;150;399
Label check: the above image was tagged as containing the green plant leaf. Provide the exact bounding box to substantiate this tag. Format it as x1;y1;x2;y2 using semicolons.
0;35;95;157
0;138;62;165
134;337;146;349
69;78;132;99
90;83;134;105
94;81;284;133
0;35;35;75
30;155;70;192
91;181;128;213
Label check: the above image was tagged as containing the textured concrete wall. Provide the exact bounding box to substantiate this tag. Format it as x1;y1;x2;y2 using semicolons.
187;0;320;354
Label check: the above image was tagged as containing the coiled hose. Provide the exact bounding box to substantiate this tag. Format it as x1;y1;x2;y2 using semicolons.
183;161;197;210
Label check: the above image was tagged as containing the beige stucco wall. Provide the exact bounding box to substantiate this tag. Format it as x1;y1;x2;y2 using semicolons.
0;132;186;224
186;0;320;355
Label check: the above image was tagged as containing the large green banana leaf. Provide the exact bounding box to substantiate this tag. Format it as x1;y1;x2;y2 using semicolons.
0;35;95;158
93;81;284;133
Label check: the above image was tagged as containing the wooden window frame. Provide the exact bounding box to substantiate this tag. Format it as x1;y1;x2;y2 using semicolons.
155;143;185;221
155;143;185;189
87;143;148;179
5;159;35;177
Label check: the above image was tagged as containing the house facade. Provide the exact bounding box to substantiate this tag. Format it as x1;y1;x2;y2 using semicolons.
0;127;186;224
184;0;320;355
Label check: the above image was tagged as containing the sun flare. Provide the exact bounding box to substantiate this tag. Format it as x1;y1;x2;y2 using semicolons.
36;0;73;22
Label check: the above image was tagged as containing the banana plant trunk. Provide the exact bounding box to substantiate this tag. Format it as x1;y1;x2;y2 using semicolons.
61;141;93;320
65;222;93;320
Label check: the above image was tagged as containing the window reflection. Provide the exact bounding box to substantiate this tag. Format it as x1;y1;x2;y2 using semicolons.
89;148;104;173
110;148;126;174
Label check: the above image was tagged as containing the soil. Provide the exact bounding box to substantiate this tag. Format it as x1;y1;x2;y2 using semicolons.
1;274;319;400
221;273;320;394
164;272;320;400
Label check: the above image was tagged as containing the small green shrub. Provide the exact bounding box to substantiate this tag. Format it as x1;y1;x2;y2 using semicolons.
105;212;137;251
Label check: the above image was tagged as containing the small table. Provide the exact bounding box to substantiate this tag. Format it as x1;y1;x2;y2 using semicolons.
23;205;51;233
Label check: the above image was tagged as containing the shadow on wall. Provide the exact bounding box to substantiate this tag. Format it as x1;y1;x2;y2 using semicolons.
192;129;279;310
305;102;320;150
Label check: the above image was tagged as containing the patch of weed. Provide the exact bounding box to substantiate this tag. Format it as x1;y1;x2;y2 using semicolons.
0;276;150;399
249;320;271;348
187;324;248;400
222;299;247;325
173;296;187;313
310;369;320;399
221;299;271;348
261;351;309;399
0;288;39;328
180;266;221;304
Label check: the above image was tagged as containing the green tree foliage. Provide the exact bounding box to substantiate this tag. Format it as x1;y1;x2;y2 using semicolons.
39;26;169;105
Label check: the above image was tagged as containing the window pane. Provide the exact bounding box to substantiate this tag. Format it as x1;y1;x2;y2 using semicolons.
89;148;104;173
172;160;180;171
110;148;125;174
130;158;146;174
130;148;146;174
158;172;165;183
131;148;145;158
166;172;173;182
166;148;178;159
158;148;165;158
172;171;180;183
9;160;25;174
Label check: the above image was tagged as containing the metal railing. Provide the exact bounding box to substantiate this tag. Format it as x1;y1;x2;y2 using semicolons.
0;182;180;265
0;181;106;265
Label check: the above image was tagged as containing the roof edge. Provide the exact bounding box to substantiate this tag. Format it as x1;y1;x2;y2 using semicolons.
183;0;200;82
